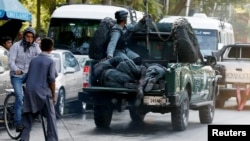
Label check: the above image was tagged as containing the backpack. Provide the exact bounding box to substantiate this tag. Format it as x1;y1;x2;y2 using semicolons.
89;17;122;60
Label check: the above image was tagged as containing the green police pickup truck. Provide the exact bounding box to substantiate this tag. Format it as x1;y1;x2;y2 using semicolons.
78;21;221;131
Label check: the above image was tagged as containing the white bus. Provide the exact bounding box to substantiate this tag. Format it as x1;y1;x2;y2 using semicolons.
47;4;144;55
159;13;235;56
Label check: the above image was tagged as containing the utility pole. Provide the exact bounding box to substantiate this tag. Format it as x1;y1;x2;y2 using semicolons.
163;0;169;16
186;0;191;16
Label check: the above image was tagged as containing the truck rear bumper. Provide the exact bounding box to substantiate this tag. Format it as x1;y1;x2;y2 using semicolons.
82;87;162;93
219;87;248;98
79;90;180;107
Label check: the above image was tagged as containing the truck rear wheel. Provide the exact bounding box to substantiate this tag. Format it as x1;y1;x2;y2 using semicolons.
94;105;113;128
129;107;146;122
171;90;189;131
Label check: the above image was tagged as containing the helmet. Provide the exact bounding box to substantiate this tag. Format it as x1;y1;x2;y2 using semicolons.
23;27;36;37
115;10;128;21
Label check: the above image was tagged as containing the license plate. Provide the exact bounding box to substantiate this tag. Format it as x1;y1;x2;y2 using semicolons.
143;96;166;105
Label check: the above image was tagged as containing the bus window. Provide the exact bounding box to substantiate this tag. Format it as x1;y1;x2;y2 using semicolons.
48;18;100;55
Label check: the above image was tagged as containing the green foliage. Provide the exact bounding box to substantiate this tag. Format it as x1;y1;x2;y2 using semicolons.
18;0;250;42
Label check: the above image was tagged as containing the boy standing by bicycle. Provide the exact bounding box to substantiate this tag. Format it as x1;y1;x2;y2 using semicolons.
8;27;41;132
20;37;58;141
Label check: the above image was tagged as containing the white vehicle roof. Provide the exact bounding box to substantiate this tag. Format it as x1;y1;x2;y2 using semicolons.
51;4;144;22
159;15;233;31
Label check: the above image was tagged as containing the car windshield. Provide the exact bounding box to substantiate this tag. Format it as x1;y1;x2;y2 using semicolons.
50;53;61;73
47;18;100;55
194;29;218;51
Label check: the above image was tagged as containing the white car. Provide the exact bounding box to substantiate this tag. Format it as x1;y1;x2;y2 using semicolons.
74;55;89;68
50;49;86;117
0;51;12;106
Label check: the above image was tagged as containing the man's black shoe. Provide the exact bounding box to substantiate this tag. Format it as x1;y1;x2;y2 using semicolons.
16;125;23;132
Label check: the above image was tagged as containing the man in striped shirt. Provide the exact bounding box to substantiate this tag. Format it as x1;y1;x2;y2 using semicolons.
8;27;41;132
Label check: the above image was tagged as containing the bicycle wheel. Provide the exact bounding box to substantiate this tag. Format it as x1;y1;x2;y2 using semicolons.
3;93;21;140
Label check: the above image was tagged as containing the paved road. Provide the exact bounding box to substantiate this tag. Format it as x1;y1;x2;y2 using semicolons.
0;99;250;141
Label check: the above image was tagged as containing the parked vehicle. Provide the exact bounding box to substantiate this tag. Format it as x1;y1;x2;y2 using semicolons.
159;13;235;56
50;49;86;116
74;55;89;68
213;43;250;108
0;51;12;106
79;23;221;131
47;4;144;56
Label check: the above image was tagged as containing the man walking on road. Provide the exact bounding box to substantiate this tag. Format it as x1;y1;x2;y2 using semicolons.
20;37;58;141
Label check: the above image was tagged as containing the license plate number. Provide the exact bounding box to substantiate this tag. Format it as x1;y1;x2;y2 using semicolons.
143;96;166;105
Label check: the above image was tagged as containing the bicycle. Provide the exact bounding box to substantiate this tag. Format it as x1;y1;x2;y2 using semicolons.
3;89;21;140
3;89;48;140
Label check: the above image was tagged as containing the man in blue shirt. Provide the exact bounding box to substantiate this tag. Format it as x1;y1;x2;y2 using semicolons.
20;37;58;141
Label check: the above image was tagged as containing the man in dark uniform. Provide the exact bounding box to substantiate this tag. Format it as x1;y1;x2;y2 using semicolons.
20;38;58;141
106;10;147;65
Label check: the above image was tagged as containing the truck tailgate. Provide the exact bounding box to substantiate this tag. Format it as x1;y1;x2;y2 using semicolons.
218;61;250;83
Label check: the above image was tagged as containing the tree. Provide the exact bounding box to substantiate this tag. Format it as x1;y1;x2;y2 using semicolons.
102;0;111;5
82;0;90;3
19;0;250;42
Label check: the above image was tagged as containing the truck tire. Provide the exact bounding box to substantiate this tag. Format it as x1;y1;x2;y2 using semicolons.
199;82;215;124
171;90;189;131
129;107;146;122
94;105;113;128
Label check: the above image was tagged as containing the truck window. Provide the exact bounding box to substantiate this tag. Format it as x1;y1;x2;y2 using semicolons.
241;47;250;58
48;18;100;55
228;47;239;58
227;47;250;59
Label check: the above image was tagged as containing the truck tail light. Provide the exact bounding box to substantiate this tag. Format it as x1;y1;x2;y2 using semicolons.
83;65;90;88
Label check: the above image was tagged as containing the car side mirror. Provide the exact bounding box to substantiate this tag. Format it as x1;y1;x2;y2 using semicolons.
204;56;217;66
64;67;75;74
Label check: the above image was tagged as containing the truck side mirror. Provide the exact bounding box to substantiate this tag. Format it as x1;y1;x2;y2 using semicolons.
204;56;217;66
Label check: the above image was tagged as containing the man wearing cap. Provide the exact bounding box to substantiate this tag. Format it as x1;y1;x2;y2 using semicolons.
106;10;147;65
8;27;41;132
